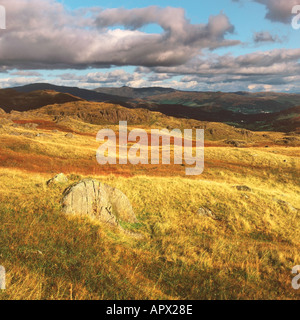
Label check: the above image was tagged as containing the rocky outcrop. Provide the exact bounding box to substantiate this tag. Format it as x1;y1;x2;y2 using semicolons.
225;140;247;148
61;179;137;226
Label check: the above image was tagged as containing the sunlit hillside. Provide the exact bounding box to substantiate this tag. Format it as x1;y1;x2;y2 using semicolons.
0;101;299;300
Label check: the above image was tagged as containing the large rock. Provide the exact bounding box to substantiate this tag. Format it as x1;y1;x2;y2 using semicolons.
61;179;137;226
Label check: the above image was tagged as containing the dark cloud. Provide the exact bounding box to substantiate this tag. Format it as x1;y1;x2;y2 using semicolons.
234;0;298;23
0;0;239;71
256;0;298;23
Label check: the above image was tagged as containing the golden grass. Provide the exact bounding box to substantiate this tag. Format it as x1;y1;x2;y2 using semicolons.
0;116;299;300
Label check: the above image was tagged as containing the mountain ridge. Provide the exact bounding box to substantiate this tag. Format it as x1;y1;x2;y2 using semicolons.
2;83;299;133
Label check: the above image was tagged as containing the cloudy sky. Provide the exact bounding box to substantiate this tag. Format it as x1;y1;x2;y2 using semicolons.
0;0;300;92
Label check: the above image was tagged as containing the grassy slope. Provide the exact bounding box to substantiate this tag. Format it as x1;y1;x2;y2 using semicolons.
0;110;299;300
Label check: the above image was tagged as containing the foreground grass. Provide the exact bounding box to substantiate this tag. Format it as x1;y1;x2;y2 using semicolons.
0;166;299;300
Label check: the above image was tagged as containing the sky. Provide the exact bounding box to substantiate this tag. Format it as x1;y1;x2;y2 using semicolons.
0;0;300;92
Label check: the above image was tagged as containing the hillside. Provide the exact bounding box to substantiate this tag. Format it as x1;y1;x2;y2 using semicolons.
94;85;300;114
95;86;176;99
23;101;266;142
142;90;300;114
4;85;300;133
266;106;300;133
243;106;300;133
12;83;128;104
11;84;300;116
0;99;299;300
0;89;83;112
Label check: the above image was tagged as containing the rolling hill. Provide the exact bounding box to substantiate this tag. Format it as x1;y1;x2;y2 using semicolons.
4;83;300;133
23;100;258;142
13;83;128;104
0;89;83;112
95;85;176;99
12;83;300;115
95;86;300;114
140;90;300;114
247;106;300;133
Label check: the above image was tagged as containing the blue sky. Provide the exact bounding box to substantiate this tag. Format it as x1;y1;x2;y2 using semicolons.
0;0;300;92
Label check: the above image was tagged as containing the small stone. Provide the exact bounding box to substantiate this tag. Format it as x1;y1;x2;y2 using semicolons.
235;185;252;192
273;198;298;212
47;173;69;186
197;207;219;220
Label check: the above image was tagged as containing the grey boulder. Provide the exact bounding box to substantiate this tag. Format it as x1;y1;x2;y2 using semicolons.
61;179;137;226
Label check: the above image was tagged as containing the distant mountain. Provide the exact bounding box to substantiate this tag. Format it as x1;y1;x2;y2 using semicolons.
0;89;83;112
12;83;128;103
96;86;300;115
142;90;300;114
94;86;176;99
3;83;299;132
11;83;300;115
